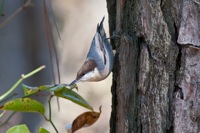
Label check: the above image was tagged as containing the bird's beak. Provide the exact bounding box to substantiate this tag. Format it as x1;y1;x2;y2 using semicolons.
69;79;78;86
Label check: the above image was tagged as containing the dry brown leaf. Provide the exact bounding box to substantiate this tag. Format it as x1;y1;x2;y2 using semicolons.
72;106;102;133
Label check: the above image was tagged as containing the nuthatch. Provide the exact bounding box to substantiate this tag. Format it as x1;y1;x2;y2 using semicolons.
69;17;114;86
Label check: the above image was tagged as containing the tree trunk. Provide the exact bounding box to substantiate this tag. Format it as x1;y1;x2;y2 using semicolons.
107;0;200;133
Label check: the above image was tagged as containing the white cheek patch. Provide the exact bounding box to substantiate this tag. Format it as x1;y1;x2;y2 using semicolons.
80;68;101;82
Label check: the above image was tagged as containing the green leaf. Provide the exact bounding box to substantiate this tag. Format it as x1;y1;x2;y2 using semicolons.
6;124;30;133
0;98;45;114
55;88;93;111
22;84;50;97
22;84;78;96
47;84;66;92
38;127;50;133
48;84;77;92
22;84;39;96
22;84;68;97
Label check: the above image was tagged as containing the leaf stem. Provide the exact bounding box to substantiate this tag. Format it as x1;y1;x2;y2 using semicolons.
0;65;46;101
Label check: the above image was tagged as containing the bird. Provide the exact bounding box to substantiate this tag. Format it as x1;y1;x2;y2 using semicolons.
69;17;114;86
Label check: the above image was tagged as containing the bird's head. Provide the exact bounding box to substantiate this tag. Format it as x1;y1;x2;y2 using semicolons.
69;59;97;86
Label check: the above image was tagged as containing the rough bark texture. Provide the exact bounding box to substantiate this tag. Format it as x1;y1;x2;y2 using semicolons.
107;0;200;132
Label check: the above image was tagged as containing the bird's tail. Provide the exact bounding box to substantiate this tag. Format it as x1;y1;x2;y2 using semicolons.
97;16;106;38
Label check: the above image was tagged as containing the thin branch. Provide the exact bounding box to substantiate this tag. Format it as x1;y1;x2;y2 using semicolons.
43;0;56;84
44;0;61;84
43;95;58;133
0;111;5;119
0;112;16;128
48;96;58;133
49;1;61;41
44;0;61;111
192;0;200;5
0;0;32;29
0;65;46;101
49;25;61;84
0;93;17;104
21;65;46;79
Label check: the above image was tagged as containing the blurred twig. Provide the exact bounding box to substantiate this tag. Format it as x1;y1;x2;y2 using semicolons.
192;0;200;5
43;0;61;84
49;1;61;41
43;0;61;111
0;111;16;128
0;0;5;16
0;0;32;29
43;0;56;84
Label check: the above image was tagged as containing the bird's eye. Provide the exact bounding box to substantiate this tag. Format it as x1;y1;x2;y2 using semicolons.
81;72;86;76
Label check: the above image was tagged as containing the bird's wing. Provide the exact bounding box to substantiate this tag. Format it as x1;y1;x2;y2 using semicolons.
96;33;106;65
86;17;107;69
86;32;106;70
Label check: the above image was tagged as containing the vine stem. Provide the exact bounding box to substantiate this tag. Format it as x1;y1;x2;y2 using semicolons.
43;95;58;133
0;65;46;101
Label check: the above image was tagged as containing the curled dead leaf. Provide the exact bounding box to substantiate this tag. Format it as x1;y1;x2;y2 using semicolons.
71;106;102;133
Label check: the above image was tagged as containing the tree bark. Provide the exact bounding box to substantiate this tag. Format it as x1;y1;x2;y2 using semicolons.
107;0;200;133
